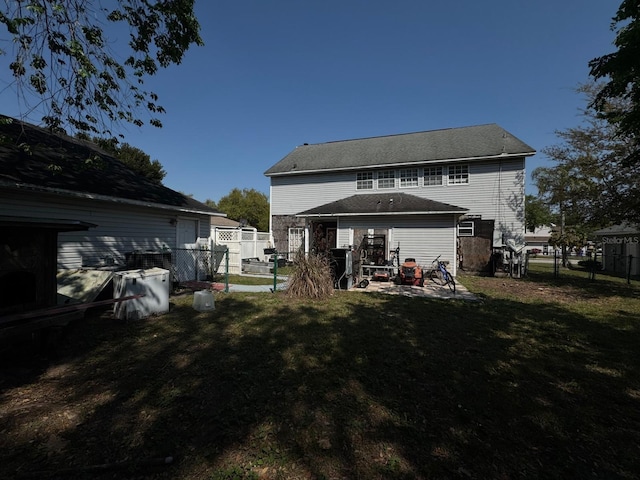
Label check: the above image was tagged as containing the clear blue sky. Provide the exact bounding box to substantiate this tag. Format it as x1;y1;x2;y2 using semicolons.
2;1;621;203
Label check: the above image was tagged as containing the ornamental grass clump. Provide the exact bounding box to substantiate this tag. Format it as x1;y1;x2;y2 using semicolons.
286;250;334;299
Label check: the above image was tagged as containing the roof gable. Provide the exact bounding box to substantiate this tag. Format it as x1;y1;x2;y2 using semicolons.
296;193;467;216
0;116;221;216
265;124;535;176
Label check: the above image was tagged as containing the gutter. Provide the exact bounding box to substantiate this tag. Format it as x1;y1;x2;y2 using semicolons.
296;211;467;217
265;152;535;177
1;181;226;218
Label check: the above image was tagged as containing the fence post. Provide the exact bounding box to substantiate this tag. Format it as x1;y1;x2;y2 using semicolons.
589;251;596;281
628;254;633;285
272;251;278;292
224;247;229;293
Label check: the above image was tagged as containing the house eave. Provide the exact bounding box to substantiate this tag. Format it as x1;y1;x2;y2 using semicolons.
265;152;534;177
0;215;97;231
296;211;467;218
1;181;225;218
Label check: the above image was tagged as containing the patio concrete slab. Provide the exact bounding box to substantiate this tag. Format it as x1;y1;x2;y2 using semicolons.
347;279;478;300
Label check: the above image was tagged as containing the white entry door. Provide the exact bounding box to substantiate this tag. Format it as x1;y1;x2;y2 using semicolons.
288;227;304;260
176;219;198;281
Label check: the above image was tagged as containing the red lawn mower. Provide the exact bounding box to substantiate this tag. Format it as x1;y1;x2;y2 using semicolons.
395;258;424;286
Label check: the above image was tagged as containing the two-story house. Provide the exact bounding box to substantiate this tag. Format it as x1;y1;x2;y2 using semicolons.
264;124;535;276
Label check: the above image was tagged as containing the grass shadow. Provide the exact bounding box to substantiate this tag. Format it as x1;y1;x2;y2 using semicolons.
1;276;639;479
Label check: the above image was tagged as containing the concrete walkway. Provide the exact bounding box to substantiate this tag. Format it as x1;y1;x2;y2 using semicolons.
225;282;287;293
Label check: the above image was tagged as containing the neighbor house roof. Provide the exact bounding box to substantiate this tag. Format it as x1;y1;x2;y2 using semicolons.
296;193;467;217
0;116;223;217
211;216;241;228
265;124;535;177
593;223;640;236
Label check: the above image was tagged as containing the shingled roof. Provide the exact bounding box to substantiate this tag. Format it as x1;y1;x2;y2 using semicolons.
265;124;535;176
0;116;222;216
296;193;467;217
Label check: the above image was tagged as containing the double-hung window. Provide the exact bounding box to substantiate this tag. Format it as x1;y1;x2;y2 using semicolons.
357;172;374;190
399;168;419;188
458;221;474;236
448;164;469;184
424;166;443;186
377;170;395;189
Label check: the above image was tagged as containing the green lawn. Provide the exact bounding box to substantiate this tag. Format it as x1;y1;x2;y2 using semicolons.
211;266;292;286
1;264;639;479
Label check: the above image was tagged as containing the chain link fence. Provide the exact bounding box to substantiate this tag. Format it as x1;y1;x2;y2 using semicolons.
125;248;229;285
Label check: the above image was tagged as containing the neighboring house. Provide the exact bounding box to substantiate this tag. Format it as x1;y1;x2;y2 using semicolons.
264;124;535;276
525;225;554;254
0;116;224;308
593;223;640;276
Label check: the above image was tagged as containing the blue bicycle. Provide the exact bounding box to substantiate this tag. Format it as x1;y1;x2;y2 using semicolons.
428;255;456;293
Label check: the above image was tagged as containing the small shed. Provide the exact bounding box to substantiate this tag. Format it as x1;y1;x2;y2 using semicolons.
593;224;640;276
0;215;96;337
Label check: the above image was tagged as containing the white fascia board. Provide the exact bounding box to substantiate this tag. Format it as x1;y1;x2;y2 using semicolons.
296;211;466;218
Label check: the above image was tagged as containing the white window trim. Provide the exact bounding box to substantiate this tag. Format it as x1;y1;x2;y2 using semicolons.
399;168;419;188
424;166;444;187
377;170;396;189
357;172;374;190
447;164;469;185
458;221;474;237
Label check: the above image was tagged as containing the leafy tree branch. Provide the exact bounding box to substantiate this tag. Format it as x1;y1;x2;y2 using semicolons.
0;0;203;138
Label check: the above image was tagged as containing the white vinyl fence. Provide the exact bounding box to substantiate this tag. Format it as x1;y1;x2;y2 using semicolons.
212;227;273;274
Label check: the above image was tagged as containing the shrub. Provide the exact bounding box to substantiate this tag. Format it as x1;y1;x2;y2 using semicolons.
577;259;602;270
286;250;334;299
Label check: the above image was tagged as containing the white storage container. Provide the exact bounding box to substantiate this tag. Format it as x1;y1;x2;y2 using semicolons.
192;290;215;312
113;267;170;320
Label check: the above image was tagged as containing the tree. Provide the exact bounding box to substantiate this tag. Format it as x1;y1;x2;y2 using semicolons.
214;188;270;232
589;0;640;164
548;226;588;257
97;138;166;183
524;194;553;233
533;83;640;228
0;1;202;137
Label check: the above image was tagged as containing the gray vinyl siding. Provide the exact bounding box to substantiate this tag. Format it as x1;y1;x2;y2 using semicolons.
1;190;210;269
424;159;525;244
270;173;357;215
391;217;456;271
339;215;458;276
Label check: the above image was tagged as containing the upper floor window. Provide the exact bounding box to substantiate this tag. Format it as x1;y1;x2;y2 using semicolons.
458;221;474;236
448;164;469;184
399;168;419;188
377;170;395;189
357;172;374;190
424;166;443;186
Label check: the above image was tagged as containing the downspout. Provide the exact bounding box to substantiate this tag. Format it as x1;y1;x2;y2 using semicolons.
452;215;458;277
304;221;310;256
